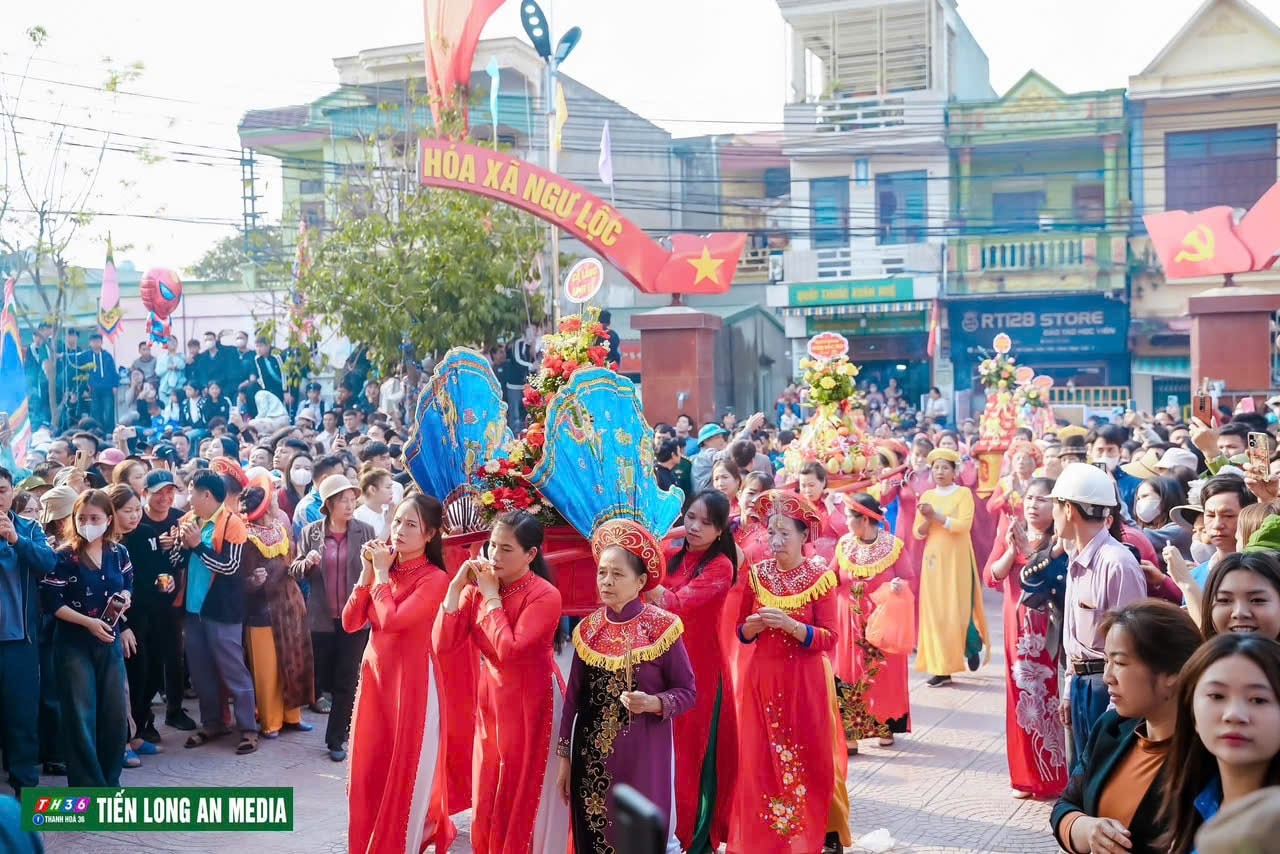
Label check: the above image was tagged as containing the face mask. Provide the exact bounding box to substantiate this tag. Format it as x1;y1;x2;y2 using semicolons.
1190;540;1216;564
76;521;109;542
1095;455;1119;471
1134;497;1162;524
173;493;189;510
291;469;313;488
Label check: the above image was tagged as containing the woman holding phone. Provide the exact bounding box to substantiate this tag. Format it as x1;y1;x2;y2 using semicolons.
984;477;1068;799
105;483;157;769
39;489;133;786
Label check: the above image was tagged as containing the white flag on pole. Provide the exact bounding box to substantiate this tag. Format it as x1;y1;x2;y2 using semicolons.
598;120;614;187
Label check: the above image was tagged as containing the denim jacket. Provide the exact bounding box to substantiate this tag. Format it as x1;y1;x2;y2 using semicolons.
0;512;58;643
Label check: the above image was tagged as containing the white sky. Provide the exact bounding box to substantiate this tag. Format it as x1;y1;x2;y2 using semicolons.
2;0;1277;270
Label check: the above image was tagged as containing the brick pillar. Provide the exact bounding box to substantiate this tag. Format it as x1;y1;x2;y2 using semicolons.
631;307;723;426
1189;286;1280;392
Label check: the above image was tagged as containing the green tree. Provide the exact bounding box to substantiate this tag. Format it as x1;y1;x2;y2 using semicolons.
300;188;545;371
296;102;545;374
0;26;145;426
189;227;286;280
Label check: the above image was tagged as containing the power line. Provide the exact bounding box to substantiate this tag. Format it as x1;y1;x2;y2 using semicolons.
10;65;1280;142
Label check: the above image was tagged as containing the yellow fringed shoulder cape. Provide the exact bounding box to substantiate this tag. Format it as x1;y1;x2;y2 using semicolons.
572;603;684;672
245;520;291;560
749;558;837;610
836;530;904;580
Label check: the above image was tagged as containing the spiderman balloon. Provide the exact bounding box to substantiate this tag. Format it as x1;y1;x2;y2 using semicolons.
139;267;183;344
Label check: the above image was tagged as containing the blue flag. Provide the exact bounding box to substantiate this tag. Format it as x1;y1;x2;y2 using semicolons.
0;277;31;468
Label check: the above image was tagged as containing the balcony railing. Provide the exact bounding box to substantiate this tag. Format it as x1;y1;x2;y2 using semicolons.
783;92;945;136
1048;386;1130;408
976;235;1092;271
734;248;772;284
783;241;941;282
947;230;1128;296
955;230;1131;273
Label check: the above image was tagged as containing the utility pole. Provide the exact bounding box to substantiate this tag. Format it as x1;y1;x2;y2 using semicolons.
547;59;561;325
521;0;580;327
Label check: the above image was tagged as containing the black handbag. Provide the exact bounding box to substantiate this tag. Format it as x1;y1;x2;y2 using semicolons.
1019;546;1068;612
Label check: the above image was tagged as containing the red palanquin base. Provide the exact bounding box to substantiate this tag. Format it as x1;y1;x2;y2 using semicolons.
444;525;683;616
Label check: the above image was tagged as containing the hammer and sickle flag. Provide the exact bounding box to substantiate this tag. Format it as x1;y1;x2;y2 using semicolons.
1174;224;1215;264
1144;206;1252;278
1144;182;1280;279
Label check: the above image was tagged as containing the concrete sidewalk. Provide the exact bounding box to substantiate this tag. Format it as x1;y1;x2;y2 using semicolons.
34;588;1058;852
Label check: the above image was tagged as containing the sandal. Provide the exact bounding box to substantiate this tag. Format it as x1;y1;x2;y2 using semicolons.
309;698;332;714
184;728;229;749
235;733;259;755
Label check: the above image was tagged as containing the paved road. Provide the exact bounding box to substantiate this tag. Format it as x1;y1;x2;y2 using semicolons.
34;588;1058;852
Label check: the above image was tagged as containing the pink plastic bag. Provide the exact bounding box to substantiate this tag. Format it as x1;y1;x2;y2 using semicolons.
865;584;915;656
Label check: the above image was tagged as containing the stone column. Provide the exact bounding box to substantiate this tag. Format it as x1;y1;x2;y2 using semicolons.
1103;134;1120;229
790;27;807;103
956;147;973;275
956;147;972;222
631;307;724;426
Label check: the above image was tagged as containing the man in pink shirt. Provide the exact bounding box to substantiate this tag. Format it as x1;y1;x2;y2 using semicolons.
1052;463;1146;766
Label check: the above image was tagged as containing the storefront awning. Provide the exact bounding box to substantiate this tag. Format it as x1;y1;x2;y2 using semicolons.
782;299;932;318
1133;356;1191;378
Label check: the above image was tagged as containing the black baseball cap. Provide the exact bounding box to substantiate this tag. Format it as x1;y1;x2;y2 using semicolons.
144;470;177;493
306;381;322;392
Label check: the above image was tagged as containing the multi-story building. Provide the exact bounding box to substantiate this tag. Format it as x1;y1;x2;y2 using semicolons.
239;38;791;415
946;72;1130;418
1128;0;1280;409
238;38;678;254
764;0;995;408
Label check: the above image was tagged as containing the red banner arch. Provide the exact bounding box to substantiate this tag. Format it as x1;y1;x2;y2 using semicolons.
418;139;747;295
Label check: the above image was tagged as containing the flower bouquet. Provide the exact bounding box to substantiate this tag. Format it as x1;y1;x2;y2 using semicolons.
799;355;863;412
473;454;560;528
474;306;614;528
973;333;1021;497
521;308;613;429
785;355;872;485
1016;372;1058;438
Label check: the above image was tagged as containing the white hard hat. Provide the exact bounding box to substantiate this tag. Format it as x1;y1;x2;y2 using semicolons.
1050;463;1119;509
1157;447;1199;472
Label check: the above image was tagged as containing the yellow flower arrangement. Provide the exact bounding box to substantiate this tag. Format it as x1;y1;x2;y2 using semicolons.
802;354;860;408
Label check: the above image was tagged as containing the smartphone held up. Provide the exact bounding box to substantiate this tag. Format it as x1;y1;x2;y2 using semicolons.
101;593;128;629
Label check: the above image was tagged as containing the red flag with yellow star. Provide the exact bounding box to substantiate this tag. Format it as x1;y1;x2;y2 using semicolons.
653;233;748;295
